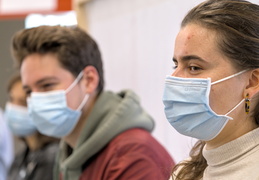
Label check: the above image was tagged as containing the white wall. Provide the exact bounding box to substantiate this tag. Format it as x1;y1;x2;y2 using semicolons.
81;0;259;163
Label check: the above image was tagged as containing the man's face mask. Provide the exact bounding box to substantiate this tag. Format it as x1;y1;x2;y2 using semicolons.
27;71;89;138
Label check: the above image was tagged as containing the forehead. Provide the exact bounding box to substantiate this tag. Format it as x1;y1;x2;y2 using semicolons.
20;53;73;86
21;53;61;71
174;23;219;59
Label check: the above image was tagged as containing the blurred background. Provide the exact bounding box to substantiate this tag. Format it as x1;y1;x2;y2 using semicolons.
1;0;258;163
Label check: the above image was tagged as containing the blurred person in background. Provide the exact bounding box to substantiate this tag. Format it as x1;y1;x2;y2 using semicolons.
5;73;59;180
0;109;13;180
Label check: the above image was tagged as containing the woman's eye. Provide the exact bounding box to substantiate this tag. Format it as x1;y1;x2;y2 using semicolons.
188;66;202;71
172;61;178;69
172;65;178;69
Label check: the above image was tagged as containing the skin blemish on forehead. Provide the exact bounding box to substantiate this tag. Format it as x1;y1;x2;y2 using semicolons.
187;32;195;39
185;34;195;46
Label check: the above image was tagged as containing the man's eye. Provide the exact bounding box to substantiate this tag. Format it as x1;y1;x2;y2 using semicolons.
40;82;59;92
41;83;57;90
42;83;52;88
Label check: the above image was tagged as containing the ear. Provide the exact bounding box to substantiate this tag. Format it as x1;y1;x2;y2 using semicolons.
244;69;259;99
81;66;99;94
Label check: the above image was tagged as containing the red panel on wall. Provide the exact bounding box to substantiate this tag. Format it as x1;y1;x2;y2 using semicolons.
57;0;72;11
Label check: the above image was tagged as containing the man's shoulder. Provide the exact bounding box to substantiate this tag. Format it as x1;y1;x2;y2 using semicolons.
111;128;155;146
80;128;174;180
108;128;171;157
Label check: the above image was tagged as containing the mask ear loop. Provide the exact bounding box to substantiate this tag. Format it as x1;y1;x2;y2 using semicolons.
211;70;247;85
210;70;248;119
65;71;84;94
225;99;245;119
76;95;89;111
64;71;89;111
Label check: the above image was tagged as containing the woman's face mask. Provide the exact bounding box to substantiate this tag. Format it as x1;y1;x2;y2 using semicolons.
162;70;246;141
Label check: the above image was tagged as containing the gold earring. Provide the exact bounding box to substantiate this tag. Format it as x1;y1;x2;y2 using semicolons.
245;94;250;114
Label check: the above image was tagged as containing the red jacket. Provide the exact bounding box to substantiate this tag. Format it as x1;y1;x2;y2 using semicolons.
80;128;175;180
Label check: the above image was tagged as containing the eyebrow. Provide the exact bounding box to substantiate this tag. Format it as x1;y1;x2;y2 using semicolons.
23;77;58;90
173;55;207;63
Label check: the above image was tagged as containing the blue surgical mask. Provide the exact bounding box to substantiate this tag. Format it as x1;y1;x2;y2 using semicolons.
162;70;246;141
4;102;37;136
27;72;89;138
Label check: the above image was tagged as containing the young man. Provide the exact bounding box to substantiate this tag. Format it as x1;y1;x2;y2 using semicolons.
11;25;174;180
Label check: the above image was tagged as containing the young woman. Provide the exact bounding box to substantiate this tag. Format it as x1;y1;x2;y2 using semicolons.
5;74;59;180
163;0;259;179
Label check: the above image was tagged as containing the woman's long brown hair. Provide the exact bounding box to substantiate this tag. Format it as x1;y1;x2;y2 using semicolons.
171;0;259;179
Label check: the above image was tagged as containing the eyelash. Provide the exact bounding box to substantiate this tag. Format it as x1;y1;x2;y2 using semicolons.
172;65;201;70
